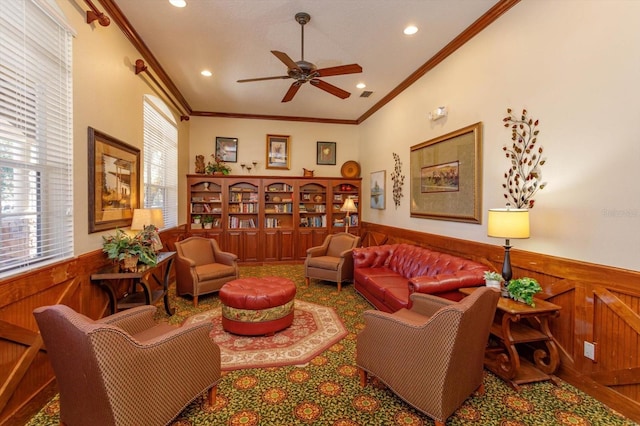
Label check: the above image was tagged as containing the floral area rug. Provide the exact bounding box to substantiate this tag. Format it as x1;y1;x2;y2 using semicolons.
183;300;347;370
28;264;636;426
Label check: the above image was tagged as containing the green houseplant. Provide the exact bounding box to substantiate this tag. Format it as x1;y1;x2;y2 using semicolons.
483;271;504;291
102;229;157;271
205;154;231;175
506;277;542;307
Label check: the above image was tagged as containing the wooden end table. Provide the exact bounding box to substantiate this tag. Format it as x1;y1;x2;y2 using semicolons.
91;251;176;316
460;287;561;391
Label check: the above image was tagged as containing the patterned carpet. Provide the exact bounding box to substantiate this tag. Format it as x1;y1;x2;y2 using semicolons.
28;264;636;425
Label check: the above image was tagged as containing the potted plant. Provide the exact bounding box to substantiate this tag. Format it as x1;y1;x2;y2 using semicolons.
506;277;542;307
205;154;231;175
483;271;504;291
192;215;202;224
203;215;214;229
102;229;157;271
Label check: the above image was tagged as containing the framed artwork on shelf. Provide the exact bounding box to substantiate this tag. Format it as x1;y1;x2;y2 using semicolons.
88;127;140;233
410;122;482;223
370;170;386;210
215;136;238;163
266;134;290;169
316;141;336;165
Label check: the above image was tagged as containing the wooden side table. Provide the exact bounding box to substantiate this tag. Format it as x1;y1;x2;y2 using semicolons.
91;251;176;316
460;287;561;391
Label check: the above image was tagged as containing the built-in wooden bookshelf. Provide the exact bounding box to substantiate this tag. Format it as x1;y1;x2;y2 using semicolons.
186;175;361;262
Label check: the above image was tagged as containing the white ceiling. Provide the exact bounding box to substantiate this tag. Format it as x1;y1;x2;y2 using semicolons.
112;0;500;121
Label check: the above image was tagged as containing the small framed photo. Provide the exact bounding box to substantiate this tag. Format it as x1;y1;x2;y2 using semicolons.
216;136;238;163
266;134;290;169
316;141;336;165
370;170;386;210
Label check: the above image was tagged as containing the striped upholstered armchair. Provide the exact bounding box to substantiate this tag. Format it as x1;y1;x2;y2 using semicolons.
356;286;499;426
33;304;221;426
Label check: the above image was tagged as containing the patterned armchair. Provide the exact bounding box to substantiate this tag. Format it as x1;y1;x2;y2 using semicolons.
33;304;221;426
356;286;499;426
175;236;239;307
304;232;361;292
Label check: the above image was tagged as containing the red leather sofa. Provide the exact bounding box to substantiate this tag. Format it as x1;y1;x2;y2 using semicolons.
353;243;487;312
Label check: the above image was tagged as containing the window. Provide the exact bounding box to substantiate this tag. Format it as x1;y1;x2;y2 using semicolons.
143;95;177;229
0;0;74;278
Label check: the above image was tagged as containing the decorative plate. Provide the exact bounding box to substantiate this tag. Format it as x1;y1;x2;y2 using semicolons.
340;161;361;178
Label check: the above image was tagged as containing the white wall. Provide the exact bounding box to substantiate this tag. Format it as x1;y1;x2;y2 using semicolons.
188;117;359;177
358;0;640;272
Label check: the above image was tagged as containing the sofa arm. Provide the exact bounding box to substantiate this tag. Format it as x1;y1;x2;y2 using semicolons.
352;245;394;268
306;246;326;258
409;271;485;295
214;249;238;266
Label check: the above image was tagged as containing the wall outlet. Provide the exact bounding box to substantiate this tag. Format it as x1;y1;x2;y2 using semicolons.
584;341;596;361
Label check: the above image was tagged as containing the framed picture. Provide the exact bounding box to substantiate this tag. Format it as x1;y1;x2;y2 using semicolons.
266;134;290;170
316;141;336;165
410;122;482;223
370;170;386;210
88;127;140;233
216;136;238;163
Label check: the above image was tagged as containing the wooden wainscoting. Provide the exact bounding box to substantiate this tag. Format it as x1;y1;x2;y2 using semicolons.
360;222;640;421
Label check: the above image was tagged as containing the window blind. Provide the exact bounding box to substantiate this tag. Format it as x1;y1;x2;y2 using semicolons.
0;0;74;277
143;96;177;229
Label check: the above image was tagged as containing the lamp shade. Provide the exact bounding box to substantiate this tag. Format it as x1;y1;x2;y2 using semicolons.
487;208;530;239
340;198;357;213
130;208;164;230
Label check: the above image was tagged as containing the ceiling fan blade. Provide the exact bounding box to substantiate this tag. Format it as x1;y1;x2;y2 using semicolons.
237;75;290;83
281;82;302;102
271;50;301;71
315;64;362;77
310;79;351;99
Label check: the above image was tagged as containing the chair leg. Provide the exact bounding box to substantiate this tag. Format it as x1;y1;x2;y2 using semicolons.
434;421;445;426
337;281;342;292
207;385;217;406
305;277;310;287
358;368;367;387
193;295;198;308
474;382;486;396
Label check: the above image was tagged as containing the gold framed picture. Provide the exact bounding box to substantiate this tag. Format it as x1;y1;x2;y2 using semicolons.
266;134;290;170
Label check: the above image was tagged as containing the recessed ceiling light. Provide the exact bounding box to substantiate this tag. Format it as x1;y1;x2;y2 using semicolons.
404;25;418;36
169;0;186;8
201;70;212;77
356;83;366;89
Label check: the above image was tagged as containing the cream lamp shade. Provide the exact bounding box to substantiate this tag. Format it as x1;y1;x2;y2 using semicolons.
487;206;530;283
340;198;358;213
487;208;530;239
130;208;165;230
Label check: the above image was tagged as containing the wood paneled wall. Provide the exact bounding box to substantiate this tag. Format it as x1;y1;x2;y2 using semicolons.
360;222;640;422
1;224;640;423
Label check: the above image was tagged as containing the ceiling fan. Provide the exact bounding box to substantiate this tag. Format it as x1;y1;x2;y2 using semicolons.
237;12;363;102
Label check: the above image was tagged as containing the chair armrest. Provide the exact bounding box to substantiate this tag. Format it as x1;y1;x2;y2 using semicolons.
409;271;485;295
214;249;238;266
338;248;355;259
96;305;157;335
409;293;455;317
306;246;326;257
362;309;426;329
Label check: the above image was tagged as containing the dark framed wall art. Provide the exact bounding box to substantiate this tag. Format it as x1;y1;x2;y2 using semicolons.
316;141;336;165
88;127;140;233
216;136;238;163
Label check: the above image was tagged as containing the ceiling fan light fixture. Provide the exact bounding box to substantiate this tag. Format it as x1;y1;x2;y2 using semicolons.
169;0;187;7
201;70;212;77
356;83;366;89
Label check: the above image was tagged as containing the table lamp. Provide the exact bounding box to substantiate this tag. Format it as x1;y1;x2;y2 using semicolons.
487;205;530;282
131;208;165;251
340;198;358;234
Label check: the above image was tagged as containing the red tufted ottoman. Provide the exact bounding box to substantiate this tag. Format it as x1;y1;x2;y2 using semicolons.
219;277;296;336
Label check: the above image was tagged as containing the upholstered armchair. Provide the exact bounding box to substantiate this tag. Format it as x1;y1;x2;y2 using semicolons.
175;236;239;307
33;304;221;426
356;287;499;426
304;232;361;292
